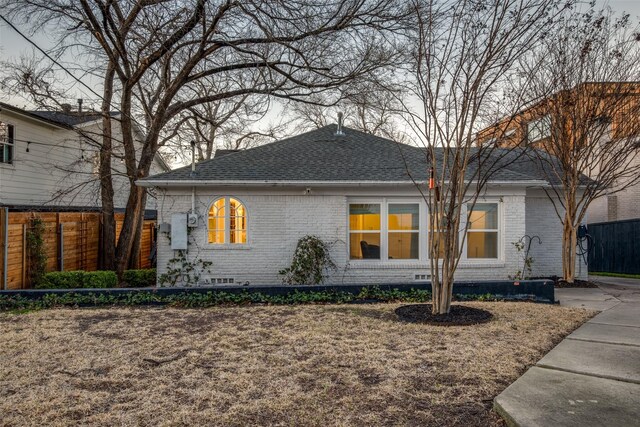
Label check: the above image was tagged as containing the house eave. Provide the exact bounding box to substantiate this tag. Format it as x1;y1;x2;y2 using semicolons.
136;179;548;188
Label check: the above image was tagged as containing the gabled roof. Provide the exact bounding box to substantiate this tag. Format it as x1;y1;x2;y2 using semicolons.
140;125;558;187
0;101;72;129
214;149;240;158
29;110;119;126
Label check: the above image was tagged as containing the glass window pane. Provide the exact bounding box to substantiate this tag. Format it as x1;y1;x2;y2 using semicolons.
208;216;225;230
388;204;419;230
349;204;380;231
229;198;244;216
349;233;381;259
388;232;419;259
467;231;498;258
230;229;246;244
468;204;497;230
210;198;226;217
208;230;224;244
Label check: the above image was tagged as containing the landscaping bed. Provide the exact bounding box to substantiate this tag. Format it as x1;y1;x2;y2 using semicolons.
0;303;593;426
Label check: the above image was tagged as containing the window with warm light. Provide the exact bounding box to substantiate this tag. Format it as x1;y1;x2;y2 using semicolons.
467;203;498;259
388;203;419;259
208;197;247;244
349;203;381;259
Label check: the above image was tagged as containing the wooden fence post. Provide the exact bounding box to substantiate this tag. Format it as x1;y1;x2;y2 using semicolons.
22;223;27;289
58;223;64;271
0;208;7;290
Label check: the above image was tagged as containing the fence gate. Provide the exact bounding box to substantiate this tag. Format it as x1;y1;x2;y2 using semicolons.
588;219;640;275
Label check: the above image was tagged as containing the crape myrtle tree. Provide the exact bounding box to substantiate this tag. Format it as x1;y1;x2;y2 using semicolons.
516;6;640;283
398;0;571;314
3;0;405;278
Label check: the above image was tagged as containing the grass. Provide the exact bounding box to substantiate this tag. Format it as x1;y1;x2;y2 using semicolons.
590;271;640;279
0;302;593;426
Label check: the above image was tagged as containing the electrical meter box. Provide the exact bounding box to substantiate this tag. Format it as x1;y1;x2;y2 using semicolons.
187;214;198;228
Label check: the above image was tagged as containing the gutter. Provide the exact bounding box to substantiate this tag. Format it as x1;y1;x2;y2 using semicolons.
136;179;549;188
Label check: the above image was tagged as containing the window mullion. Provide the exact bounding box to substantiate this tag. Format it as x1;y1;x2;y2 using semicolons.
225;196;230;244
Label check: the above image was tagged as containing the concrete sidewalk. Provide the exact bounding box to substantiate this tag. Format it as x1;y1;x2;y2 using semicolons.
494;279;640;426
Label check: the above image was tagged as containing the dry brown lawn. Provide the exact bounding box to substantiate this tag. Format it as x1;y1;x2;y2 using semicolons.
0;302;592;426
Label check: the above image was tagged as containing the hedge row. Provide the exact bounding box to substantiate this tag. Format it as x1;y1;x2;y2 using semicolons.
0;288;504;312
0;287;442;311
36;269;156;289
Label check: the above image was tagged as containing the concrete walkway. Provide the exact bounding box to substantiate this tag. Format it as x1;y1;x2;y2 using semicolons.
494;276;640;426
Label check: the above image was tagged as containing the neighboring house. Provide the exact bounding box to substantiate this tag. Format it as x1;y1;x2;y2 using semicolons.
476;82;640;223
139;124;587;286
0;101;169;211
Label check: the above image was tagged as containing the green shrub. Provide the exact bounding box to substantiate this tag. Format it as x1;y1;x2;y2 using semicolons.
38;271;84;289
37;271;117;289
83;271;118;288
122;269;156;288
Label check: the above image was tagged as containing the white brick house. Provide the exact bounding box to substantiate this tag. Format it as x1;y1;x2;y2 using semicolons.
139;125;586;286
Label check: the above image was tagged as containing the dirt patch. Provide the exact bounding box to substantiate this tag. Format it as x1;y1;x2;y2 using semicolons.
395;304;493;326
0;303;593;426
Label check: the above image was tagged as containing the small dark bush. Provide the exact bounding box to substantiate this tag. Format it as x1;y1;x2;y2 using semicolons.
38;271;117;289
122;269;156;288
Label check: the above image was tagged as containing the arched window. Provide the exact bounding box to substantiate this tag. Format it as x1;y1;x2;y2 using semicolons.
208;197;247;244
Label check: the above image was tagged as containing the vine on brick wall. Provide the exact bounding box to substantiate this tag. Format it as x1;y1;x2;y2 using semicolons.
158;249;212;286
280;235;336;285
158;226;212;286
26;217;48;287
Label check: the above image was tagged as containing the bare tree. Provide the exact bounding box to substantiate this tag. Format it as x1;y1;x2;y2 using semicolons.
4;0;404;277
162;80;289;165
289;79;411;142
398;0;569;314
494;7;640;283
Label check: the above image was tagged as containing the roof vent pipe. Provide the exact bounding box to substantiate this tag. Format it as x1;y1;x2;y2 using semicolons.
190;140;196;175
336;112;345;136
77;98;83;113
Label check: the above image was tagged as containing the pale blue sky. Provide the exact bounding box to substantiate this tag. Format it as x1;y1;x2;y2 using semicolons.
1;0;639;110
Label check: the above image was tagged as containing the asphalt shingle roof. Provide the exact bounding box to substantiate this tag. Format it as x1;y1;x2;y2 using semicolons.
142;125;558;185
29;110;118;126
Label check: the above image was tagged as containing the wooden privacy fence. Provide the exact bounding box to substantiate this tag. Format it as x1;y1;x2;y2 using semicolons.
0;209;156;289
588;219;640;275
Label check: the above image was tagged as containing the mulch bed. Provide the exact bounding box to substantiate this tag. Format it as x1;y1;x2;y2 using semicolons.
395;304;493;326
554;279;599;289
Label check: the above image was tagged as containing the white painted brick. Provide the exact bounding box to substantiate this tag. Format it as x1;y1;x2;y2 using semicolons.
156;189;560;285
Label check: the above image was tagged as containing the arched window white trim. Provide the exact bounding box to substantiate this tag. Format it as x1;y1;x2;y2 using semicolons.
208;196;247;244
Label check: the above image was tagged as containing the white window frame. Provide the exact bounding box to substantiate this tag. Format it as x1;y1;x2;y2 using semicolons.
0;121;15;165
462;201;502;262
527;115;551;143
348;198;427;262
347;197;502;264
206;196;248;246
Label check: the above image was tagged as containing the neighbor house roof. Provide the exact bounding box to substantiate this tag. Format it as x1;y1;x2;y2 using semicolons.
29;110;119;127
138;125;568;187
0;102;72;129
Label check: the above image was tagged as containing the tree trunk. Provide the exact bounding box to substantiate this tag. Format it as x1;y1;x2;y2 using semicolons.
562;217;577;283
115;184;146;278
127;191;147;270
99;63;116;270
